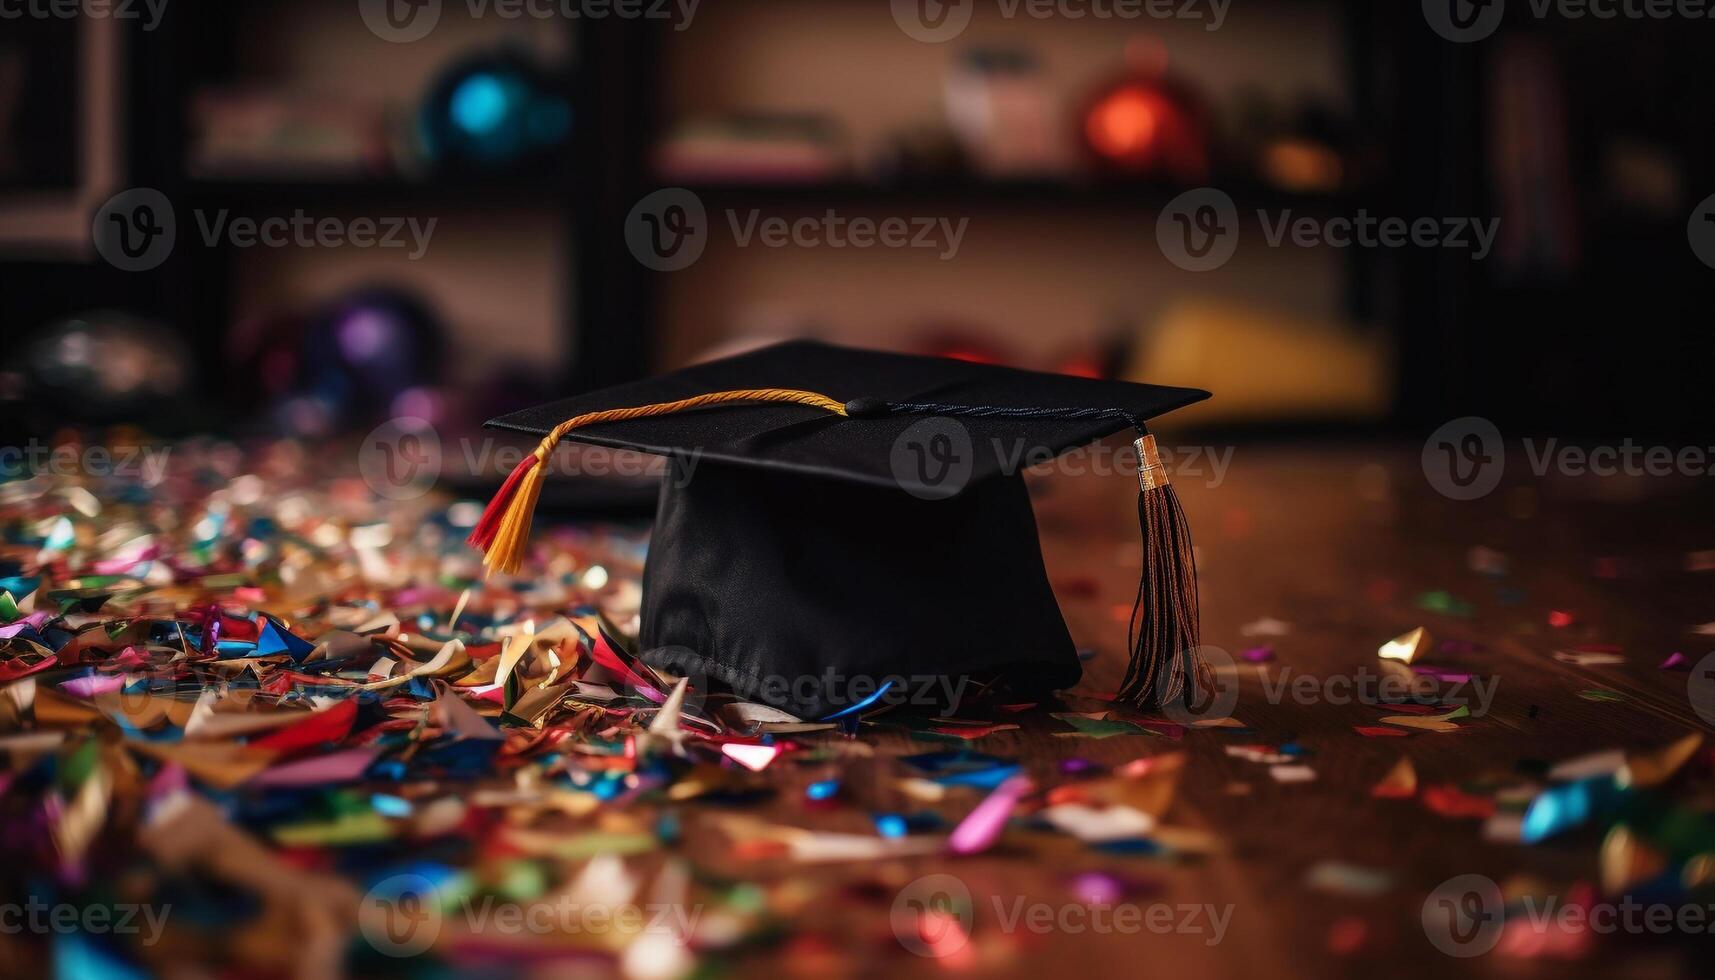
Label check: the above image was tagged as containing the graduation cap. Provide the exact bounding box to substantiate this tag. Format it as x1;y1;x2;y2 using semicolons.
471;340;1210;717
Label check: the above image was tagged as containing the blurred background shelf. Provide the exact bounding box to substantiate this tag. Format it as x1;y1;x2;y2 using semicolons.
3;0;1712;446
179;176;572;209
659;177;1360;215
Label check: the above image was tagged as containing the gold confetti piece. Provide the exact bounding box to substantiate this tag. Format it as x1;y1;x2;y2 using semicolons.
758;722;837;734
897;777;948;803
1618;733;1704;789
1599;825;1667;896
501;680;574;729
638;677;692;757
1378;627;1431;664
1039;803;1156;842
449;586;472;630
1149;825;1224;856
1052;751;1185;816
1552;649;1625;666
1240;617;1292;637
1372;757;1417;798
1683;853;1715;890
31;688;107;728
129;740;278;789
1378;704;1469;732
50;755;111;870
1304;861;1395;897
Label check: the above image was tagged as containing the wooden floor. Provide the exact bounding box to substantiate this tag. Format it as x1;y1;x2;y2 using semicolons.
703;441;1712;980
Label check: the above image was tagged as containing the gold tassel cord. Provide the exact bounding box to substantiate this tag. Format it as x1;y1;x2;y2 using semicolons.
469;388;848;575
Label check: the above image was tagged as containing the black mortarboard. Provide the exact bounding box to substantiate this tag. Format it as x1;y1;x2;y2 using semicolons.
473;340;1210;719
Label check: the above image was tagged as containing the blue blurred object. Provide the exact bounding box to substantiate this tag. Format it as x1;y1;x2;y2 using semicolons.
419;49;570;172
1520;775;1624;844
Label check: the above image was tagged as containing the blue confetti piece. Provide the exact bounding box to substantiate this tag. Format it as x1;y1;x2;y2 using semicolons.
820;680;895;721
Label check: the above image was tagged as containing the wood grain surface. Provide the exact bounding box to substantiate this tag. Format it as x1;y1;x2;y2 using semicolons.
701;440;1712;980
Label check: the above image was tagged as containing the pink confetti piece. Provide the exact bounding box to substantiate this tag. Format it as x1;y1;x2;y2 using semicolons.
57;675;126;699
1241;645;1274;663
247;747;379;788
1660;652;1689;670
947;774;1032;855
1411;666;1475;682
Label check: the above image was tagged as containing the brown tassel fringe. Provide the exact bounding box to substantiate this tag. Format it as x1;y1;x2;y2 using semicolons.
1118;438;1208;710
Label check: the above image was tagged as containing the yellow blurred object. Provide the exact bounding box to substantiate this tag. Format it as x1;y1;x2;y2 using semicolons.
1378;627;1432;665
1262;139;1345;193
1600;825;1667;896
1131;300;1391;424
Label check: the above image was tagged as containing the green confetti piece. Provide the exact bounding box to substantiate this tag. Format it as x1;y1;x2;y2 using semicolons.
270;809;395;847
522;831;659;861
1050;713;1155;739
1415;590;1475;617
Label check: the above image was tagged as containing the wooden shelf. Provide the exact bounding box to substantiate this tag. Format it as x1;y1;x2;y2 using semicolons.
179;175;569;210
654;176;1359;215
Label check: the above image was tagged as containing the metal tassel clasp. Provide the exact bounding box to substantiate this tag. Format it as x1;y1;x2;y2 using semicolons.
1135;434;1169;491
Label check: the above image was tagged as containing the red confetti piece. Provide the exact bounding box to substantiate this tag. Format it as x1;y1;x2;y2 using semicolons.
1420;784;1496;819
1354;726;1410;738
